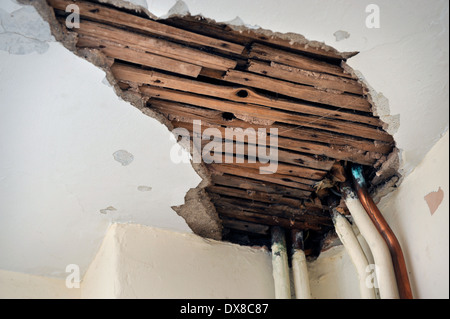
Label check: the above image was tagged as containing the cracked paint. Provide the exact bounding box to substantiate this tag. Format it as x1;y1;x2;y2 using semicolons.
0;4;53;54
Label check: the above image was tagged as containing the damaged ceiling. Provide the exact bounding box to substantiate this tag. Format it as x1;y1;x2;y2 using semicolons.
32;0;399;255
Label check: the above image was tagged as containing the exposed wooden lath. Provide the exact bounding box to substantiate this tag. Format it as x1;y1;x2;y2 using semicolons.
45;0;397;253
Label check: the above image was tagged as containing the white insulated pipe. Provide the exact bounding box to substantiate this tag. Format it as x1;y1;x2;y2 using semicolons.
343;188;399;299
291;230;311;299
292;249;312;299
332;210;376;299
271;227;291;299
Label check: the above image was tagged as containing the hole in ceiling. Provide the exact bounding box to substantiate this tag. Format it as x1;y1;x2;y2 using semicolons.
39;0;400;257
222;112;236;121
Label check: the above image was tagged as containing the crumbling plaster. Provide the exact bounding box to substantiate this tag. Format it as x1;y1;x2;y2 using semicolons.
0;0;448;280
148;0;449;176
0;0;203;278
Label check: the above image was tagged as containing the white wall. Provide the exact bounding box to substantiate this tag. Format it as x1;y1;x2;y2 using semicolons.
0;2;201;279
378;131;449;299
82;223;275;299
0;269;80;299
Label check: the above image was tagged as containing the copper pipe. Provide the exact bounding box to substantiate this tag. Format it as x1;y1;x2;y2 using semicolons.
351;165;413;299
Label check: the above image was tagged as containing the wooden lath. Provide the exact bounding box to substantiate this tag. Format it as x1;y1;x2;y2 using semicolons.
49;0;245;54
159;14;357;61
46;0;397;251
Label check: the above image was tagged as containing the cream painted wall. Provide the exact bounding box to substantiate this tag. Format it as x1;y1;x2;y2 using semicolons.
82;223;275;299
378;131;449;299
308;132;449;299
308;246;361;299
0;269;80;299
2;223;274;299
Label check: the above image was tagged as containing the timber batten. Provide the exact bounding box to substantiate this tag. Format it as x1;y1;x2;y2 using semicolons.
40;0;399;254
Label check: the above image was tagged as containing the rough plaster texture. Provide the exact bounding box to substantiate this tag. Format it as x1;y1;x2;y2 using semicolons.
83;223;275;299
172;188;222;240
0;18;201;278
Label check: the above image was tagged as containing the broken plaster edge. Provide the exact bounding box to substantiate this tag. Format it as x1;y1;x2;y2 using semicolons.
23;0;222;241
21;0;399;238
342;61;404;203
96;0;159;20
157;12;358;60
99;0;358;60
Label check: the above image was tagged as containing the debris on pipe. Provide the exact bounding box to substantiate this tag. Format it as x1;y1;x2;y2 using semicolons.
291;230;312;299
271;226;291;299
351;164;413;299
332;209;376;299
341;184;399;299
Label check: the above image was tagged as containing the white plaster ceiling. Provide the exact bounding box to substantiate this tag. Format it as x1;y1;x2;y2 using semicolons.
0;0;448;278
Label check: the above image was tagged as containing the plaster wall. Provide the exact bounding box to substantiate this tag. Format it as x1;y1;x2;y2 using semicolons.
82;223;275;299
0;2;201;278
308;131;449;299
0;0;448;293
